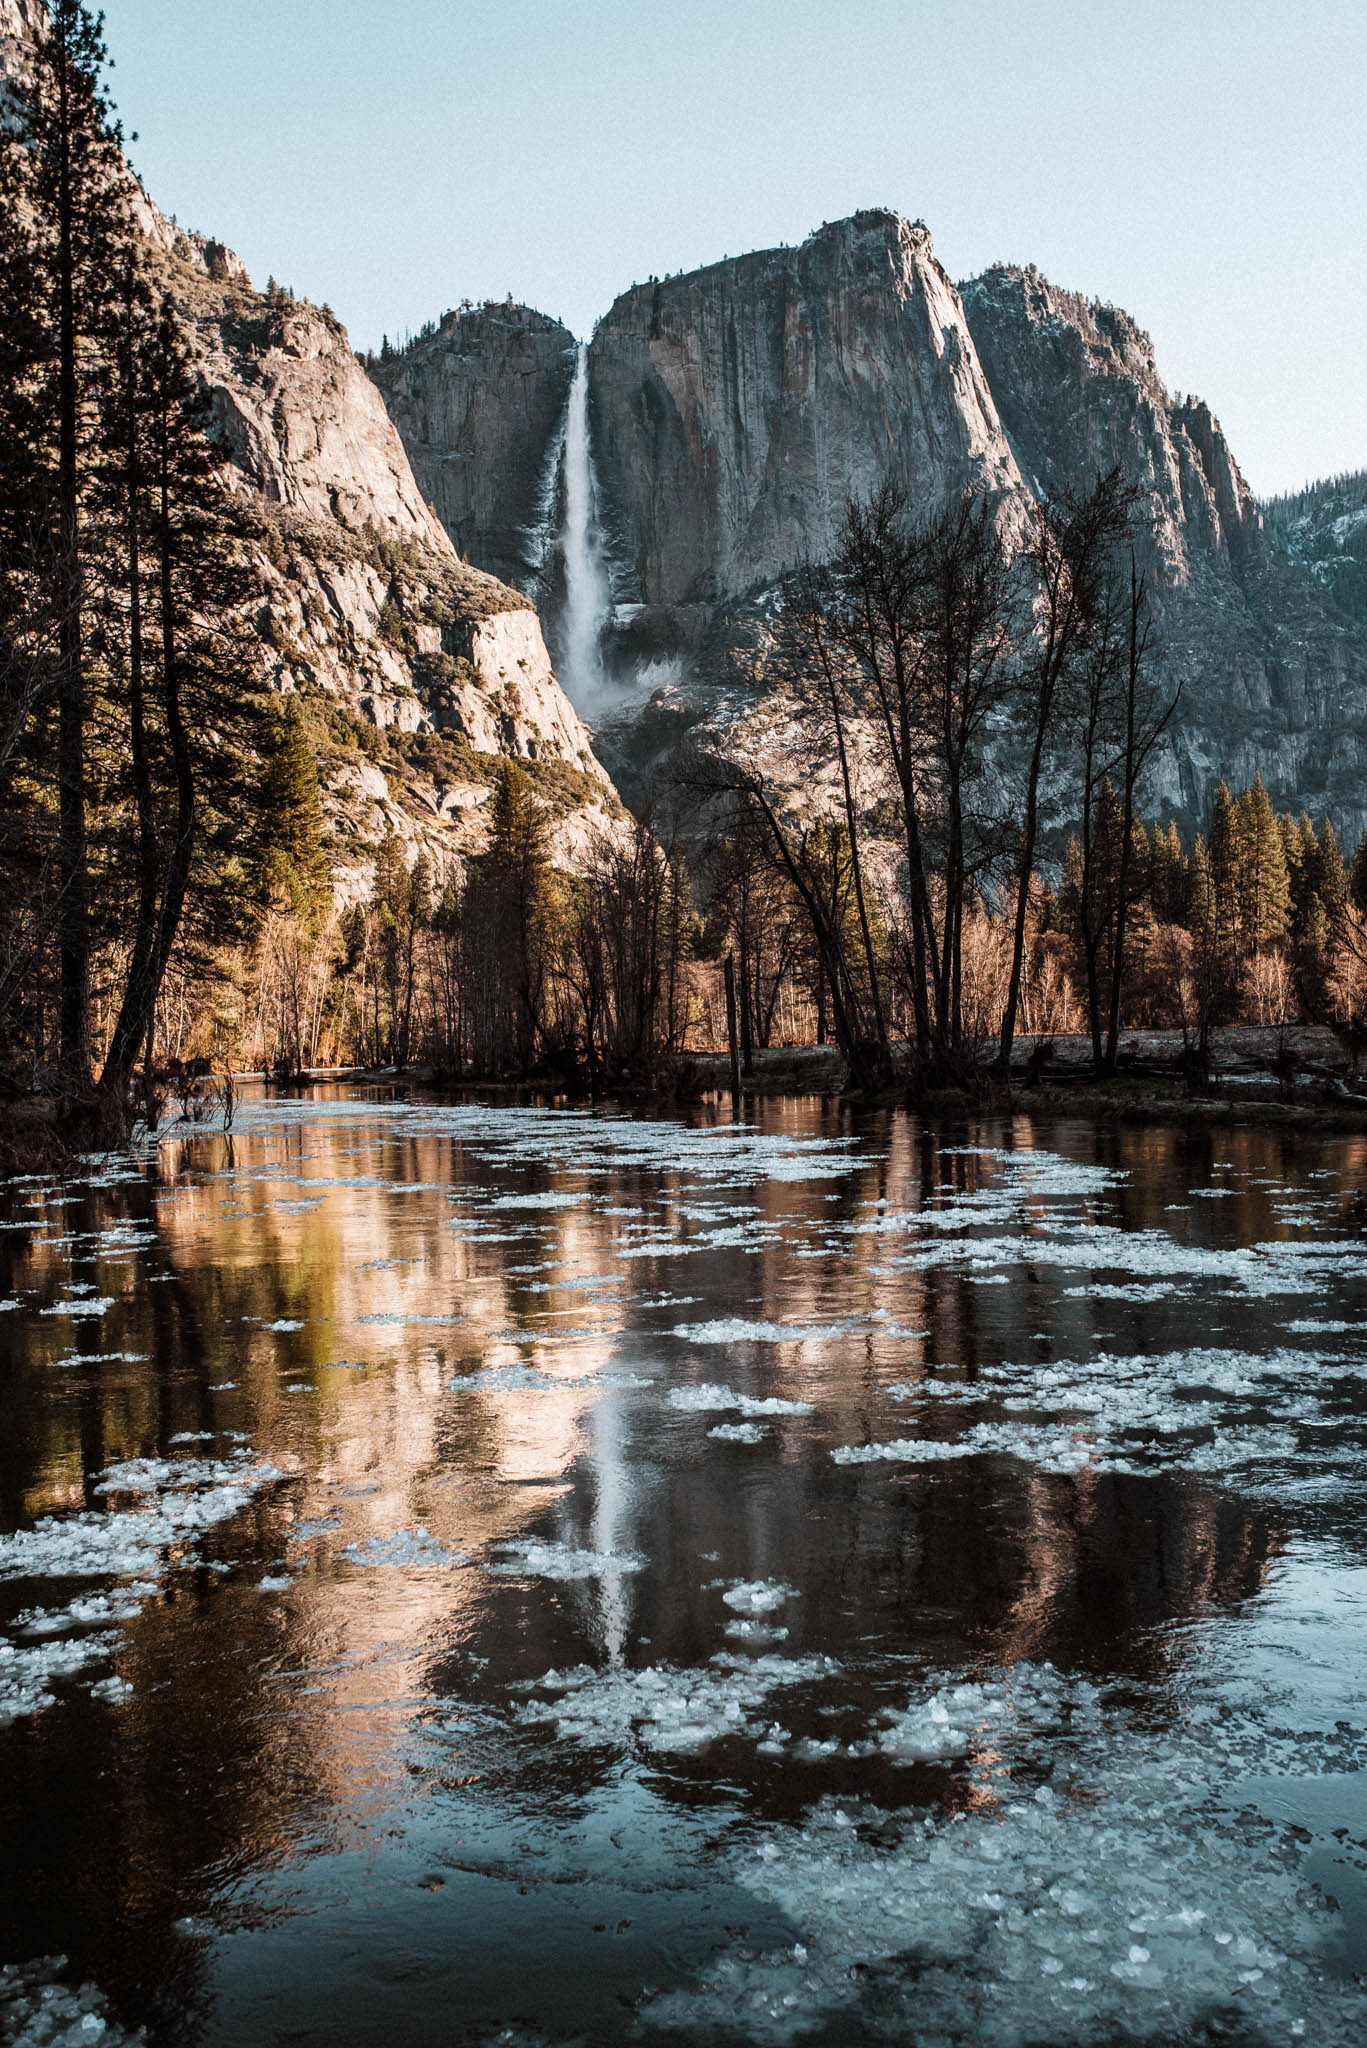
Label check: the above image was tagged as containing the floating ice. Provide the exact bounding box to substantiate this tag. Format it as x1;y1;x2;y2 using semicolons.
16;1588;152;1634
0;1959;144;2046
0;1451;282;1582
845;1342;1364;1487
669;1384;813;1418
675;1317;854;1344
708;1422;768;1443
486;1540;646;1580
339;1528;468;1570
515;1651;839;1756
0;1631;121;1721
723;1580;797;1616
645;1659;1362;2045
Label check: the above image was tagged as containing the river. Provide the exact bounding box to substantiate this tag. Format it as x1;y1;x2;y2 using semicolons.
1;1089;1365;2045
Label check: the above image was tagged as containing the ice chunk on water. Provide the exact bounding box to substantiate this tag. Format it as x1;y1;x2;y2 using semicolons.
723;1580;797;1616
515;1651;839;1756
0;1454;282;1581
0;1959;144;2046
674;1317;854;1344
646;1660;1359;2045
0;1632;121;1721
486;1540;646;1580
669;1384;813;1417
339;1528;468;1570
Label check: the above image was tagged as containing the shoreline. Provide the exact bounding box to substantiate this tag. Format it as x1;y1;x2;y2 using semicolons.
7;1026;1367;1170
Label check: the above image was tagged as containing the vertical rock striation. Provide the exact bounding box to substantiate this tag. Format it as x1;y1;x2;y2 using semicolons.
586;210;1027;607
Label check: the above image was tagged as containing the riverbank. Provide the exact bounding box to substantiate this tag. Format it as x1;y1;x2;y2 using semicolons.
683;1026;1367;1131
6;1025;1367;1171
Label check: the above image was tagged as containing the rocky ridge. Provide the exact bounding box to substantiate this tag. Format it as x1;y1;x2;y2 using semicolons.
373;210;1367;834
0;0;621;896
587;211;1027;609
156;256;616;891
959;265;1367;823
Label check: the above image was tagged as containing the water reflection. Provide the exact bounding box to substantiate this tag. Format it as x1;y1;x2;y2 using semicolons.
1;1091;1364;2044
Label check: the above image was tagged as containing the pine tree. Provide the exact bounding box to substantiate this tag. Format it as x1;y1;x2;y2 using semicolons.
1233;774;1290;956
1207;782;1237;971
1149;818;1190;925
1317;818;1349;937
0;0;136;1094
96;290;270;1111
1281;813;1307;927
1188;833;1215;946
1351;829;1367;916
255;699;328;915
464;762;558;1074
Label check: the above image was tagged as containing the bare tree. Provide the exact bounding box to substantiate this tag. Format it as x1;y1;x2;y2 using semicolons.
998;469;1136;1075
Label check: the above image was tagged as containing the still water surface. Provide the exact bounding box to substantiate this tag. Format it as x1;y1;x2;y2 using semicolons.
2;1089;1366;2045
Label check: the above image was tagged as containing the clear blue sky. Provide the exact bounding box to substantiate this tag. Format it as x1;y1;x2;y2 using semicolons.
106;0;1364;497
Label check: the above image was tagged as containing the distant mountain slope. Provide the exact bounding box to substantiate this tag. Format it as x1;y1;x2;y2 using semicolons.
958;264;1367;828
1262;471;1367;630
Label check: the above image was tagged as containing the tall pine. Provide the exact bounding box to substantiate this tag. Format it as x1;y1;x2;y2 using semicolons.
0;1;134;1097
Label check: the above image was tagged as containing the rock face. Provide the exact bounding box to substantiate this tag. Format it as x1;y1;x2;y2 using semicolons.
368;304;576;591
1263;471;1367;631
157;257;608;789
960;266;1367;825
370;209;1367;833
960;266;1260;579
587;211;1026;608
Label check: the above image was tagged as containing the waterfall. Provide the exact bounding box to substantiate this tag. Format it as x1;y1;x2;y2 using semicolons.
555;342;612;713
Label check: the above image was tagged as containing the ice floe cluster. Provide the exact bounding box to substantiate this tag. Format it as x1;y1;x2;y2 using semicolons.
669;1384;813;1418
0;1449;280;1722
834;1341;1367;1489
485;1540;646;1581
0;1959;144;2047
641;1661;1363;2044
514;1651;840;1756
339;1528;468;1570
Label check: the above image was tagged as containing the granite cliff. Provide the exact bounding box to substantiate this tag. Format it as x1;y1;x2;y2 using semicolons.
373;210;1367;832
368;303;576;592
153;256;615;891
586;211;1026;608
959;265;1367;823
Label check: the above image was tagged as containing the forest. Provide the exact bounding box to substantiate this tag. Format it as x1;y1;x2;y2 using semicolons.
3;3;1367;1141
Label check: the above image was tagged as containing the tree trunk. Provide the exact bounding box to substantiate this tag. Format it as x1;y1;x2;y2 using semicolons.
54;38;88;1099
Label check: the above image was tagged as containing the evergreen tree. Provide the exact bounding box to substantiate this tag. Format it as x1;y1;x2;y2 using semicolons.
1207;782;1237;971
1281;813;1307;927
1350;829;1367;916
463;763;559;1074
254;698;328;915
0;0;136;1094
1233;774;1290;956
1149;819;1190;925
1317;817;1349;937
97;293;270;1111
